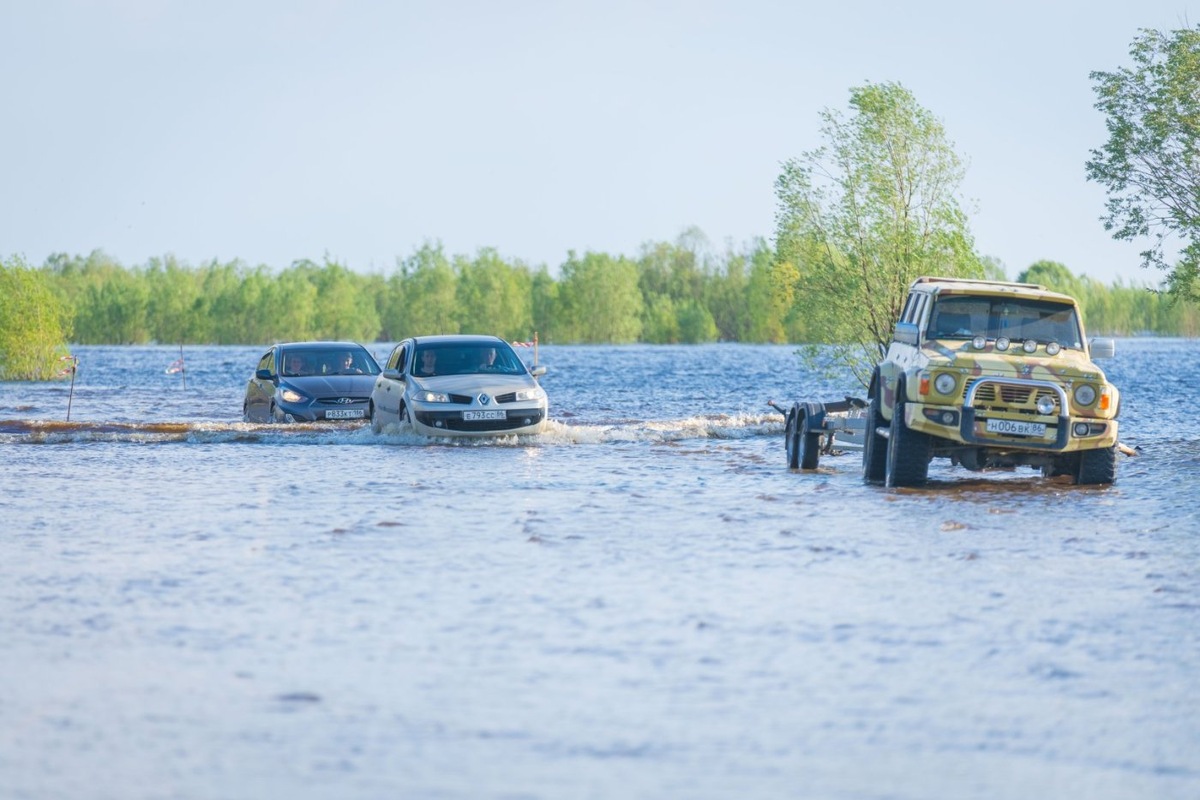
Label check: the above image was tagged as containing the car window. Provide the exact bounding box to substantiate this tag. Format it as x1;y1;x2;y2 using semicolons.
931;297;1083;348
411;343;525;377
258;350;274;374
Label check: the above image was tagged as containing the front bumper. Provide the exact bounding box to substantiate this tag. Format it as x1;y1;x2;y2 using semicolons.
411;405;547;436
907;376;1118;452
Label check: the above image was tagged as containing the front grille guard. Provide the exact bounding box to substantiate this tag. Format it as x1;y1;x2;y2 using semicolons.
959;377;1070;450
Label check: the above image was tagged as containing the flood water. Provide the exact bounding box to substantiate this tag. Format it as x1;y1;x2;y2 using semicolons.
1;340;1198;800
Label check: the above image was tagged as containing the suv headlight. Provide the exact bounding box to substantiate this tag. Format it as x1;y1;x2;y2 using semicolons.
1074;384;1097;406
413;390;451;403
933;373;957;396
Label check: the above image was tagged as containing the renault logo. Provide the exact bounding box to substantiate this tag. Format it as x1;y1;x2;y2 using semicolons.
478;393;491;405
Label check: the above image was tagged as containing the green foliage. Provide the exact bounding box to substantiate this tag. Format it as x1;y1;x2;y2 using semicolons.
774;82;984;385
557;251;644;343
1087;26;1200;302
11;236;1197;351
0;256;73;380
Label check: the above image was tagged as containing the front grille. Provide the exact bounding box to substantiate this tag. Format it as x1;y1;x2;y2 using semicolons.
448;393;472;404
495;392;516;403
315;396;368;406
964;380;1061;415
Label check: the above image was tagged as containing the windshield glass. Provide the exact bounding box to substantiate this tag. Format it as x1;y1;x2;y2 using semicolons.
411;343;526;378
929;297;1083;349
281;348;380;377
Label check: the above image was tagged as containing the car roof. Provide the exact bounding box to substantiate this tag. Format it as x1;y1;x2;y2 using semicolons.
909;276;1077;305
277;341;370;350
411;334;506;346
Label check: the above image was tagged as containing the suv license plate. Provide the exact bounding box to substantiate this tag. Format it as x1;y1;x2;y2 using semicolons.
463;409;506;421
986;418;1046;437
326;408;365;420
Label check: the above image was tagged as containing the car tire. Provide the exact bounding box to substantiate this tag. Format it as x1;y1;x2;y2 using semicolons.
885;390;931;488
1076;445;1117;486
862;384;888;484
369;401;383;434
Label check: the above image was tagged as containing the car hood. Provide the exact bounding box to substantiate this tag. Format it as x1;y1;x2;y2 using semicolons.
286;375;377;394
921;340;1109;382
411;373;541;397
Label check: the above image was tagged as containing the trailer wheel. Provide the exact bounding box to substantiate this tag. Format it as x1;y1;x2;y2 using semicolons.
785;404;802;469
786;403;822;470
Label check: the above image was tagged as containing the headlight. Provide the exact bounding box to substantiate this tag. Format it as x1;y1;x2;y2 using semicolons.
1045;341;1061;355
995;337;1010;351
280;388;307;403
971;336;987;350
933;373;957;395
413;390;450;403
1036;394;1056;415
1074;384;1097;406
1022;339;1038;353
514;387;546;402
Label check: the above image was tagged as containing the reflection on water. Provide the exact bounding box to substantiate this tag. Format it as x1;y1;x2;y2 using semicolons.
1;340;1198;799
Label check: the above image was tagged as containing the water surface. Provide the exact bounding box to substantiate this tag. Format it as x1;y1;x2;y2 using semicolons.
1;341;1197;799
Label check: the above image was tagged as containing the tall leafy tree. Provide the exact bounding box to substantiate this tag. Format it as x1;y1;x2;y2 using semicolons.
557;251;643;343
774;81;983;384
0;256;73;379
1087;26;1200;302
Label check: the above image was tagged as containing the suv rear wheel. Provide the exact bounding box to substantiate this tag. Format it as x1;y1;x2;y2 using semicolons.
862;384;887;484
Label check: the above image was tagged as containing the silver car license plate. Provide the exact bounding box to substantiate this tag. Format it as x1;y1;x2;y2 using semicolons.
325;408;365;420
463;409;506;421
985;418;1046;437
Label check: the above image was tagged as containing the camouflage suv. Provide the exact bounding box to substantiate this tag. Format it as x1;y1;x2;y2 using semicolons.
863;276;1120;487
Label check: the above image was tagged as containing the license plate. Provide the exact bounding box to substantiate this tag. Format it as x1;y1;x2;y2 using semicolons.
463;409;506;421
325;408;365;420
985;418;1046;437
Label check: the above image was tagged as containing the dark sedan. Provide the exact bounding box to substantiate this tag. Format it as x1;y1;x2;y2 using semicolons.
243;341;381;423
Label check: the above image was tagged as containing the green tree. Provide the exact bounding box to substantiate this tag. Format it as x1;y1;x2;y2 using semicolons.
1087;26;1200;302
397;243;459;335
0;256;73;379
557;251;643;343
454;249;533;340
774;81;983;384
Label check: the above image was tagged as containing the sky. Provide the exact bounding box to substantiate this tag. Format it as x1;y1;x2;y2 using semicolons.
1;0;1195;286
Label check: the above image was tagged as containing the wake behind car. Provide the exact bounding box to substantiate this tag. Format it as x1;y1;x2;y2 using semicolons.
370;335;548;436
243;341;381;423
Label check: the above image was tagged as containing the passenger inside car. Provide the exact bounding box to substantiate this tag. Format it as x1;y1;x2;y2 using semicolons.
416;349;438;377
284;353;308;377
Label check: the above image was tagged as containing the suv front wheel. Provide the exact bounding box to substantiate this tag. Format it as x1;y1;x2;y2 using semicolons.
885;388;931;488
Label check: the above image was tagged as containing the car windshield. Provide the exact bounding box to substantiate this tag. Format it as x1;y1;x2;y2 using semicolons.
281;348;380;377
928;297;1083;349
411;343;526;378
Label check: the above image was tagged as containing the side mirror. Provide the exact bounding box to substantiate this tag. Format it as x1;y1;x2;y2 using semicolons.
255;368;273;380
893;321;919;346
530;365;547;379
382;368;404;380
1089;337;1116;359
